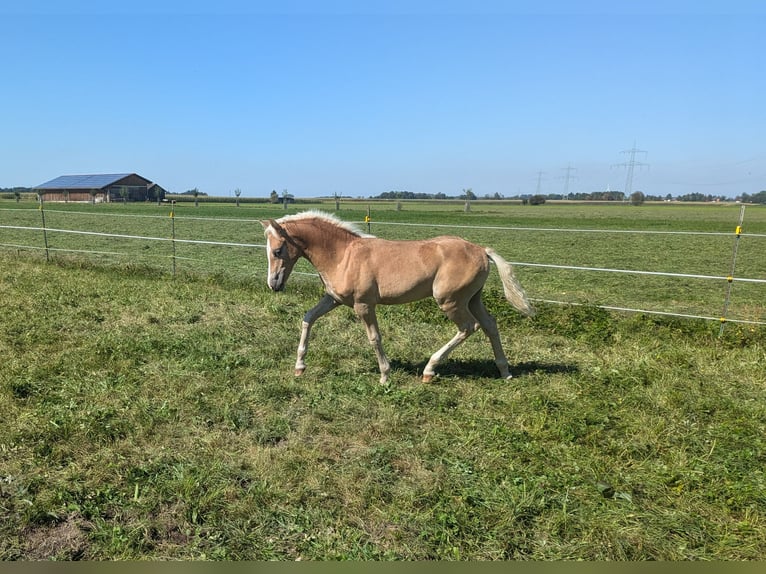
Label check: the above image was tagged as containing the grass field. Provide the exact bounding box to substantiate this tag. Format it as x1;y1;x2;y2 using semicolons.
1;199;765;324
1;199;765;560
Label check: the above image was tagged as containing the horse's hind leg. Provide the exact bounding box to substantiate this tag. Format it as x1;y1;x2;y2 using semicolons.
469;292;512;379
422;301;477;383
295;294;340;376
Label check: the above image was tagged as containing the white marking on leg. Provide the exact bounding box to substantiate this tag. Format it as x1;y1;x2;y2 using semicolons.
423;328;472;380
295;294;340;376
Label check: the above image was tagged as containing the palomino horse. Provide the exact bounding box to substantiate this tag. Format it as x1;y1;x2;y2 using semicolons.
261;211;534;384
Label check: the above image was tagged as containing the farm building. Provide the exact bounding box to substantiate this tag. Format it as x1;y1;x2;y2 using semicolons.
33;173;167;203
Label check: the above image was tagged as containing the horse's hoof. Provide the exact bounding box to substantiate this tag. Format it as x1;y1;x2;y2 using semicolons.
422;374;434;383
294;368;305;376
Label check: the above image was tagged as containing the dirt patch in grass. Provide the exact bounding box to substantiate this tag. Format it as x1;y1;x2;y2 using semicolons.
23;513;91;560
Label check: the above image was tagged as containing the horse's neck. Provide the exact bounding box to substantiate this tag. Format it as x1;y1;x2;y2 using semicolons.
291;220;354;272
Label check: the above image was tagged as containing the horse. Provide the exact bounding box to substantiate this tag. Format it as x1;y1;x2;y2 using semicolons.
260;211;534;384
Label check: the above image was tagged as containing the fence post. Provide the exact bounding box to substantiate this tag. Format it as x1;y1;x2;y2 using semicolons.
719;204;746;336
38;195;50;262
170;201;177;277
365;205;371;234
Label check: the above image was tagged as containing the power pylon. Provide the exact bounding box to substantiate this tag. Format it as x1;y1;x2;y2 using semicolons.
612;142;649;201
558;164;577;197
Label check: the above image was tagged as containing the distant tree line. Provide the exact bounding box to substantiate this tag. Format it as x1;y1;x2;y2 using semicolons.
376;190;450;200
0;187;33;202
372;189;766;204
740;191;766;204
3;186;765;204
0;187;33;194
166;189;209;197
375;189;505;200
673;192;732;202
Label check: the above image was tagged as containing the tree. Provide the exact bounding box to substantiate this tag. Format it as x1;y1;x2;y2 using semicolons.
745;190;766;204
630;191;645;206
270;190;279;204
529;195;546;205
234;188;242;207
462;188;474;212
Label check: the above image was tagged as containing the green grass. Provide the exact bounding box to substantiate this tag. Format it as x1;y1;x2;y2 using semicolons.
2;199;765;323
1;200;765;560
1;248;766;559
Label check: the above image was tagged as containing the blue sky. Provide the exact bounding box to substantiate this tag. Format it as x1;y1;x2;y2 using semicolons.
1;1;764;198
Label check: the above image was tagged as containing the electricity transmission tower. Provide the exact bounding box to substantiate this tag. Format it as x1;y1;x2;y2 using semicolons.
558;164;577;197
534;170;545;195
612;142;649;201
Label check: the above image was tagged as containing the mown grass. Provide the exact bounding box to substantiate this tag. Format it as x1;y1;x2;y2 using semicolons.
1;245;765;560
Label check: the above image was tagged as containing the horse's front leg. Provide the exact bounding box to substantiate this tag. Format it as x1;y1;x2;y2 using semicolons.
354;302;391;385
295;294;340;376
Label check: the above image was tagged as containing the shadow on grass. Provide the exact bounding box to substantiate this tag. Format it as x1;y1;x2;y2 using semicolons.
511;360;580;378
389;358;579;380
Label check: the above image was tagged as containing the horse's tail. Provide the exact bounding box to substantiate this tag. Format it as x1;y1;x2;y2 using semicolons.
485;248;536;317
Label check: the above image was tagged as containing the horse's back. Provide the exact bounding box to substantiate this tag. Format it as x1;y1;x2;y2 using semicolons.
346;235;489;304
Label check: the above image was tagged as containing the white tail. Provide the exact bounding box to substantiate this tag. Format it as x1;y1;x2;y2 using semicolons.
486;248;535;317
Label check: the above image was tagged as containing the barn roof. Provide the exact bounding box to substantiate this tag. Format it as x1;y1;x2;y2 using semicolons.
34;173;149;190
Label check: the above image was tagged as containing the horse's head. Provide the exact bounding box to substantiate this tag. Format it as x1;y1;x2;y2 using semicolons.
261;219;302;291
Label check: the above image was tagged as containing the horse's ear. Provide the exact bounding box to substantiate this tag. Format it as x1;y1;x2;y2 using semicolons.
261;219;281;233
271;220;289;238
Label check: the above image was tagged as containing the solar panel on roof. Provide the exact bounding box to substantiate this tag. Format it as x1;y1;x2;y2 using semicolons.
34;174;133;189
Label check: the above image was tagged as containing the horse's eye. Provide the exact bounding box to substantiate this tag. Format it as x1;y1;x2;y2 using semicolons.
273;245;284;257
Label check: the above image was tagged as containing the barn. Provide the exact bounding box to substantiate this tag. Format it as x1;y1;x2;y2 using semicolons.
33;173;166;203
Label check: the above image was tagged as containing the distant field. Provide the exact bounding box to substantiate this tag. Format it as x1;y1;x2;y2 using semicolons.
2;199;764;324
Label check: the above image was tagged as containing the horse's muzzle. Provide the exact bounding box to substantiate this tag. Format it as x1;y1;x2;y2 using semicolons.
268;270;286;291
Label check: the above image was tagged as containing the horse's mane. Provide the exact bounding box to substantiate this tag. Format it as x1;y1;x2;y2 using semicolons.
276;210;374;238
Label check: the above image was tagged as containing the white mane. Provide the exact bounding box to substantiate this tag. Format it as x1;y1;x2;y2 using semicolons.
276;210;374;238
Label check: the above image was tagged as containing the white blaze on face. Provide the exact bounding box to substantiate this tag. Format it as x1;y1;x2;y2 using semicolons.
265;225;277;290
